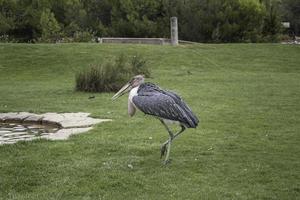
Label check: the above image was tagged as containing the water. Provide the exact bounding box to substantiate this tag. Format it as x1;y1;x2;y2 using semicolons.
0;122;60;144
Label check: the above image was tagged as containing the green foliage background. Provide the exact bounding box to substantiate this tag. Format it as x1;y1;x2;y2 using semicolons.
0;0;299;42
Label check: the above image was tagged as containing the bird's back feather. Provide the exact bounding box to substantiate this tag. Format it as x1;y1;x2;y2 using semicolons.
132;83;199;128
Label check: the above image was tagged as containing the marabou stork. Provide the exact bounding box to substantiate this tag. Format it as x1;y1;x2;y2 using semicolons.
112;75;199;164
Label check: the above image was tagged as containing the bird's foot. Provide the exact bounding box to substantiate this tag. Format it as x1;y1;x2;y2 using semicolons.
162;159;172;165
160;143;168;158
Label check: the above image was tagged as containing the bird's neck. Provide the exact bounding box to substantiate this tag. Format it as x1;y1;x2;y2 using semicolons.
129;86;139;103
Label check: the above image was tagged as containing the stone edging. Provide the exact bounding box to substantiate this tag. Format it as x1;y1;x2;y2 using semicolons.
0;112;112;144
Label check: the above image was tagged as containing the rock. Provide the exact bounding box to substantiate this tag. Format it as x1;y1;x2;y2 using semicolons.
8;138;25;143
24;114;44;123
27;126;35;129
0;130;12;135
27;125;41;129
3;112;31;122
127;164;134;169
42;127;92;140
59;118;110;128
3;132;28;137
1;137;11;141
42;112;111;128
29;130;41;135
13;128;27;132
0;112;112;145
2;140;16;144
11;135;34;139
0;113;16;120
0;128;13;131
41;113;66;125
3;134;35;144
23;137;36;142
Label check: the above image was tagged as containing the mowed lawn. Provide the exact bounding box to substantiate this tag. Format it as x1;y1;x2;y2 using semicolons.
0;43;299;200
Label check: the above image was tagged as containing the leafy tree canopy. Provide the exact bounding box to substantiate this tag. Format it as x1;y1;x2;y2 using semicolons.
0;0;297;42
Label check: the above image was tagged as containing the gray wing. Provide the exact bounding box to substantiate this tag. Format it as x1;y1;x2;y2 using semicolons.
163;90;199;126
132;92;198;128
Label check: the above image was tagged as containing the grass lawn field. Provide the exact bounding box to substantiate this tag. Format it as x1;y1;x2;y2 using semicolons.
0;43;299;200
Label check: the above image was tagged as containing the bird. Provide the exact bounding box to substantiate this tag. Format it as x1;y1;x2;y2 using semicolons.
112;75;199;164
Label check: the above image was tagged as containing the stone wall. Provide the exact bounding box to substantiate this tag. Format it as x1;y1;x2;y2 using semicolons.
98;37;171;45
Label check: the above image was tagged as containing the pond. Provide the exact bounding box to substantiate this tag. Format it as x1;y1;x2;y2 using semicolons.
0;122;59;144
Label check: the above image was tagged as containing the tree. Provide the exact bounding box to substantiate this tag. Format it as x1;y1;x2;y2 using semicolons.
281;0;300;36
260;0;282;41
0;0;16;35
0;0;286;42
40;9;61;42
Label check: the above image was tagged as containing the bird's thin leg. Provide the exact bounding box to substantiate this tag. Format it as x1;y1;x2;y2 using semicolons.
159;119;174;160
172;125;186;141
159;121;186;164
159;119;174;137
164;125;186;163
161;125;185;152
164;138;172;164
159;120;186;163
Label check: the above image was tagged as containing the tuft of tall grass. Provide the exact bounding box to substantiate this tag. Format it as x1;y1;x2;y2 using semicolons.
75;54;150;92
131;55;150;78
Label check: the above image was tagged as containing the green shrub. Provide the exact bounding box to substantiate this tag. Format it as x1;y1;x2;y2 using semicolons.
73;31;94;42
75;54;150;92
0;34;10;42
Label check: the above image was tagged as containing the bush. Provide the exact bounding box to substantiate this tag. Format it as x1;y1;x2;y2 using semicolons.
75;54;150;92
0;34;9;42
73;31;94;42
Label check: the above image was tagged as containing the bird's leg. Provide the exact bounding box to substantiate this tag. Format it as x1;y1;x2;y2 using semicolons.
160;123;186;156
159;120;174;159
164;138;172;164
173;125;186;141
159;121;186;164
164;125;186;164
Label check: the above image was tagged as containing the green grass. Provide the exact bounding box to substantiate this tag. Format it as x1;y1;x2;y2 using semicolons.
0;43;300;200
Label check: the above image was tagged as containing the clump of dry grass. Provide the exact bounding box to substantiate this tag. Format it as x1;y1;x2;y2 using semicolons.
75;54;150;92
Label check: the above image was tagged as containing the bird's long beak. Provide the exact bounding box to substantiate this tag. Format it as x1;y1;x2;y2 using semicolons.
111;82;132;101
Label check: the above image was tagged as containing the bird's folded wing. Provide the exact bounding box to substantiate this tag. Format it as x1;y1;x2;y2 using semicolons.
132;93;196;127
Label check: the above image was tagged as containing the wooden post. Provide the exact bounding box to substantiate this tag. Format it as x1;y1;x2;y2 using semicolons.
170;17;178;45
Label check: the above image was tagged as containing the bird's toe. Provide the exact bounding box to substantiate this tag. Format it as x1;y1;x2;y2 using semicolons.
163;159;172;165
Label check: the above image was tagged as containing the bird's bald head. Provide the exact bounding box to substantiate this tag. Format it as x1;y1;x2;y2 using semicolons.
130;74;145;88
